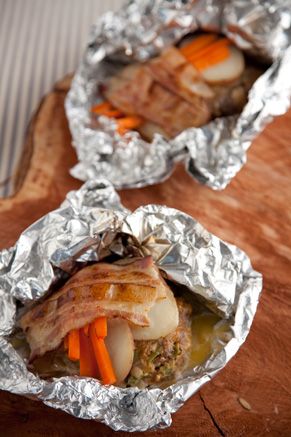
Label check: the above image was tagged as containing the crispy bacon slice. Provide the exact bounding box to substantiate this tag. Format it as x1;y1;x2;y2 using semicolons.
103;64;147;115
104;64;211;137
20;257;171;359
147;46;214;102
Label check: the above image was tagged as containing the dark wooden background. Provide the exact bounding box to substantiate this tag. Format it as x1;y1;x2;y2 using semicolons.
0;77;290;436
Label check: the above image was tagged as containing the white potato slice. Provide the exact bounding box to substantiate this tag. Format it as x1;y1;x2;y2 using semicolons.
105;318;134;383
201;45;245;84
131;286;179;340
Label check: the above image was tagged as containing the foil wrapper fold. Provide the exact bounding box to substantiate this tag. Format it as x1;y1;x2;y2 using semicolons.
0;180;262;431
66;0;291;190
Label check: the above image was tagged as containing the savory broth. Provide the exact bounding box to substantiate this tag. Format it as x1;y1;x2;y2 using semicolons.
191;313;231;367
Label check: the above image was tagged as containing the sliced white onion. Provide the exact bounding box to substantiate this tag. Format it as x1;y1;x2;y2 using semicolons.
131;286;179;340
105;318;134;383
201;46;245;84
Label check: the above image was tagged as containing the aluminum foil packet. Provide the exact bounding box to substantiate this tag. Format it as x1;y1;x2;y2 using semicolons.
0;180;262;431
65;0;291;190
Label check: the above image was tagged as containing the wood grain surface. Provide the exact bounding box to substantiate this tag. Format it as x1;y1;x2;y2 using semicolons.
0;77;291;437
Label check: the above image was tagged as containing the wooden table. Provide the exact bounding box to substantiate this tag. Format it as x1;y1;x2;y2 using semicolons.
0;77;291;436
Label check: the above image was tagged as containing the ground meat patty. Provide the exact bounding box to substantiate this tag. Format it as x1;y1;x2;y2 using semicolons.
210;66;262;117
126;297;192;388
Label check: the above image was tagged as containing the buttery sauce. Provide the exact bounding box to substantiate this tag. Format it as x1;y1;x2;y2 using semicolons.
190;313;231;367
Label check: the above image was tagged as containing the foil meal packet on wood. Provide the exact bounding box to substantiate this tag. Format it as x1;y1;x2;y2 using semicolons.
0;180;262;431
65;0;291;190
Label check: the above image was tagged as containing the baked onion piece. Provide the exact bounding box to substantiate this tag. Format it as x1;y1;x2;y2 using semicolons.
105;318;134;383
201;46;245;84
131;285;179;340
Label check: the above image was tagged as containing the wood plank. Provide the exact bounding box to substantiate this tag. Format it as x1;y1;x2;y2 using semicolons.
0;77;290;436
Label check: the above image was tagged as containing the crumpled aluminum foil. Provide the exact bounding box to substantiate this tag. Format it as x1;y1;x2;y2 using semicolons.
0;180;262;431
65;0;291;190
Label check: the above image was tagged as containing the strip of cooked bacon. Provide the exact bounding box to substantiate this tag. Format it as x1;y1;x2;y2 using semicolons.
104;64;211;137
20;257;170;360
146;46;214;102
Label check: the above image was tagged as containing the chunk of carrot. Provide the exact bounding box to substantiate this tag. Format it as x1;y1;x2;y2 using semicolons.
186;38;230;64
91;102;112;114
91;317;107;338
91;101;124;118
180;34;218;57
79;329;99;378
89;325;116;385
194;46;230;70
116;115;143;135
117;126;129;135
102;109;124;118
68;329;80;361
83;324;89;337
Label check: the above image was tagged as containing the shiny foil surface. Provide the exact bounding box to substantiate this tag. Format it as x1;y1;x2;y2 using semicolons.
66;0;291;190
0;180;262;431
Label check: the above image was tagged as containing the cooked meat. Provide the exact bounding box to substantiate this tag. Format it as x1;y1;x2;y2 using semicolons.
147;46;214;102
20;257;172;359
104;64;211;137
103;64;151;115
210;66;262;117
126;297;192;388
139;81;210;137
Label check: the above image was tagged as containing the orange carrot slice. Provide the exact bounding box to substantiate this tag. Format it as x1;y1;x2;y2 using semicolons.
117;126;129;135
91;101;143;134
102;109;124;118
91;101;124;118
194;46;230;70
79;329;99;378
91;102;112;114
186;38;230;64
180;34;218;57
89;326;116;385
83;324;89;337
117;116;143;129
116;115;143;135
91;317;107;338
68;329;80;361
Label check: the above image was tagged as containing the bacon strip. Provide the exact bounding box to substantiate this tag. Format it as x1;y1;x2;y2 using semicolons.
104;64;211;137
20;257;169;359
147;46;214;102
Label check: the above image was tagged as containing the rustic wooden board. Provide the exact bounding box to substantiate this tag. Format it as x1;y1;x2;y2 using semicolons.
0;77;291;437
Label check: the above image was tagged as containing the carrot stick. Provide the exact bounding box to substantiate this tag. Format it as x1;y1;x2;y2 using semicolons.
186;38;230;64
91;317;107;338
79;329;99;378
117;115;143;129
117;115;142;135
91;102;112;114
91;101;124;118
91;102;143;134
68;329;80;361
194;46;230;70
116;115;143;135
83;324;89;337
101;109;124;118
89;325;116;385
180;34;218;57
117;126;129;135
